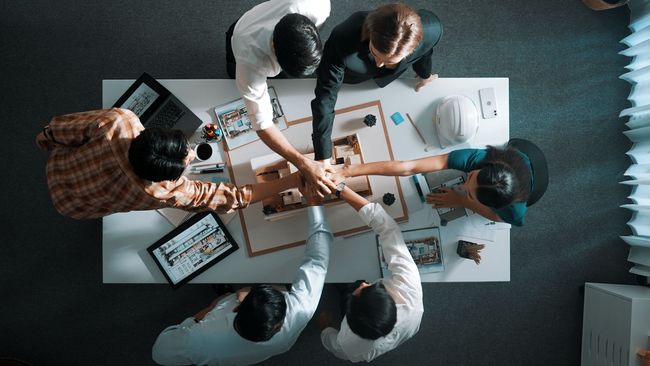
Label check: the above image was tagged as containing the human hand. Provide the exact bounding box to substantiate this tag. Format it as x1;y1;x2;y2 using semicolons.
319;158;332;168
299;159;337;198
193;306;211;322
36;132;54;150
415;74;438;92
467;244;486;265
318;311;335;331
194;293;232;321
298;173;323;206
236;287;251;303
426;187;467;208
327;166;347;186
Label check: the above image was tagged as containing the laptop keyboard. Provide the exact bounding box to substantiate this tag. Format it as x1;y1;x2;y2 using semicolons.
148;101;186;129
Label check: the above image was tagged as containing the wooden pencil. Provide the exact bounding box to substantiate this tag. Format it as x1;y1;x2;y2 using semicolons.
406;113;427;144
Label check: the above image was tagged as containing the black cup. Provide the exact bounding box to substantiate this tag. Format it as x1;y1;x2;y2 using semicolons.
196;143;213;161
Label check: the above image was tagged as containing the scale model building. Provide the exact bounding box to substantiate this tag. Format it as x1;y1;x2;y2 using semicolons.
254;134;372;220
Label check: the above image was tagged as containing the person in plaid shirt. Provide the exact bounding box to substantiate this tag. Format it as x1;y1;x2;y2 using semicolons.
36;108;310;219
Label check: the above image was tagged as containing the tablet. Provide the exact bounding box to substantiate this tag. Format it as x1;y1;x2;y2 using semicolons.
147;212;238;289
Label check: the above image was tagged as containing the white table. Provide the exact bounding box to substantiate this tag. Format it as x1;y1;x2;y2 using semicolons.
102;78;510;283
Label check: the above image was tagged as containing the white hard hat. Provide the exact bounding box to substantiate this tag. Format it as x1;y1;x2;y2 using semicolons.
435;94;479;148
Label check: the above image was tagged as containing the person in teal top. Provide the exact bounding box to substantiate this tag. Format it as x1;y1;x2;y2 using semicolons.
446;148;533;226
334;146;534;226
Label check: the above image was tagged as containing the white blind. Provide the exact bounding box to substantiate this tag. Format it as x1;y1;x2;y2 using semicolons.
620;0;650;279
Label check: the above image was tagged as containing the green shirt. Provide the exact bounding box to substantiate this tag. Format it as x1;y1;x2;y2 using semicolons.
447;149;533;226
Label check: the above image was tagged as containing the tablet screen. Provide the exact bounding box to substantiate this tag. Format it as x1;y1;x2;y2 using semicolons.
147;212;238;288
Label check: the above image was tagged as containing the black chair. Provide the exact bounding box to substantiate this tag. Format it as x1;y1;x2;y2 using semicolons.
507;138;548;207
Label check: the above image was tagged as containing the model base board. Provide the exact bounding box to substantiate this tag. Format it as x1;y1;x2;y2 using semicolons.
226;100;408;256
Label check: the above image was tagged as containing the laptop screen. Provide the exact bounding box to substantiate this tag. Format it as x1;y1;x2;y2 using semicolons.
112;72;172;123
119;83;160;117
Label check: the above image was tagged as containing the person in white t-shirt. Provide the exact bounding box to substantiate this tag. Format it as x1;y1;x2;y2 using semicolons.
318;179;424;362
225;0;335;197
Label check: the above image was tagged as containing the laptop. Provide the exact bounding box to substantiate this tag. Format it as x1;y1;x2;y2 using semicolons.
112;72;203;137
413;173;469;225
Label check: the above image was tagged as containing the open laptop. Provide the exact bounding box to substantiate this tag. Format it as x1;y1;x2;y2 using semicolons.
112;72;202;137
413;173;469;225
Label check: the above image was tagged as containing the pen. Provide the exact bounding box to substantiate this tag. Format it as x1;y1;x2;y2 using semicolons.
192;162;225;168
411;175;425;202
193;167;225;174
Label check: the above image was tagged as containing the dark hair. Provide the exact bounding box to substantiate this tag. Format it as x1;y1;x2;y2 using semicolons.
362;3;423;58
476;146;532;209
128;128;189;182
346;282;396;340
235;284;287;342
273;13;323;77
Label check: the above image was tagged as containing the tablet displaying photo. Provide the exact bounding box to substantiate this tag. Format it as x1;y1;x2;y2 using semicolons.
376;227;444;277
214;86;287;150
147;212;238;289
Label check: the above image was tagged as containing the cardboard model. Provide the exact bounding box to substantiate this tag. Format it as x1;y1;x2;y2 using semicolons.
251;134;372;221
226;101;408;256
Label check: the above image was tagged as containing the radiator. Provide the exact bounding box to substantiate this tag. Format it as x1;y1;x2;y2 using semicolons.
581;283;650;366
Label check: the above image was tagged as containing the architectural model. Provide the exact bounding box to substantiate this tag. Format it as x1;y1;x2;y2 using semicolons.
227;100;408;256
253;134;372;220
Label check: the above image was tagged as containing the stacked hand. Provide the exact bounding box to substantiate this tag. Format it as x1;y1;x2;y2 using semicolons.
298;173;323;206
300;159;337;198
330;163;350;183
426;187;467;208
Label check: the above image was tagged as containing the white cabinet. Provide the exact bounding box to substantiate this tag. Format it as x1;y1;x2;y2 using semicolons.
582;283;650;366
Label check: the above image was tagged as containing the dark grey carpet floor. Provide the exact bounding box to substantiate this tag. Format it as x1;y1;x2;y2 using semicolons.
0;1;634;365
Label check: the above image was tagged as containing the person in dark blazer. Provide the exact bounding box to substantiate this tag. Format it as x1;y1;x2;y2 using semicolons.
311;3;443;162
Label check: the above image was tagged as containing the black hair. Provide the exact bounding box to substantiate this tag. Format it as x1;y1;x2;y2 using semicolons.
273;13;322;77
128;128;189;182
476;146;532;209
346;282;396;340
235;284;287;342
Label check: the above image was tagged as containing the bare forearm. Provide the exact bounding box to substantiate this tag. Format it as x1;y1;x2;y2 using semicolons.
339;186;369;211
344;155;448;178
345;161;414;177
249;173;300;203
258;126;308;169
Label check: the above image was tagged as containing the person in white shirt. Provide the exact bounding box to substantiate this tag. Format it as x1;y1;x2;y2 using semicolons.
226;0;335;197
319;180;424;362
151;182;332;366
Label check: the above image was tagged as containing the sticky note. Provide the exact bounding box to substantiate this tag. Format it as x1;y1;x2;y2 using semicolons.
391;112;405;125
